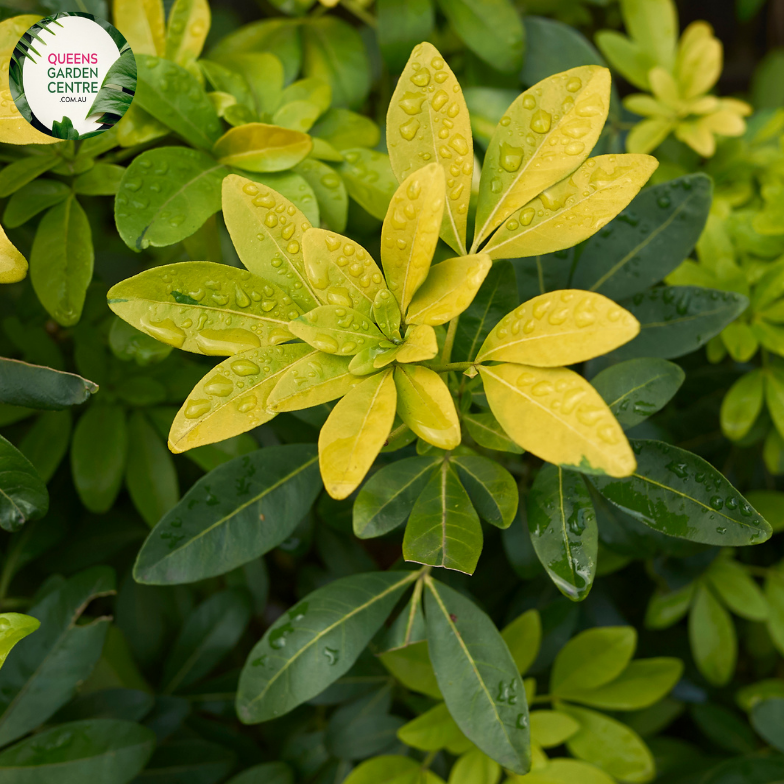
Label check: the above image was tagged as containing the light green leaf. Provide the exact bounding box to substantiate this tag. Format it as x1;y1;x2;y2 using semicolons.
379;640;442;698
3;180;70;227
721;370;764;442
290;305;385;355
398;702;467;751
0;613;39;669
214;123;312;172
165;0;210;65
644;583;695;630
501;609;542;676
530;710;580;748
267;352;360;412
705;558;768;621
689;581;737;686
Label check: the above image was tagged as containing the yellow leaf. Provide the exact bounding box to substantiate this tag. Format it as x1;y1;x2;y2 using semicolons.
387;42;472;255
116;102;168;147
483;154;658;260
479;364;635;477
113;0;165;56
107;262;299;355
473;66;611;249
381;163;445;312
169;344;313;452
213;124;312;173
302;228;385;316
676;22;721;99
165;0;210;65
221;174;318;311
319;370;397;499
267;352;362;412
0;223;28;284
674;120;714;157
477;291;640;366
0;16;58;145
396;325;438;363
394;365;460;450
406;254;492;326
349;344;393;376
288;305;385;355
626;117;674;154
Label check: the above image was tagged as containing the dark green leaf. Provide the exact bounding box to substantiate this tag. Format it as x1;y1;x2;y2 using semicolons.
0;435;48;533
19;410;72;483
0;719;154;784
138;738;235;783
0;154;58;199
572;175;712;300
237;570;416;723
424;578;530;774
463;411;523;454
294;158;348;233
591;358;685;430
226;762;294;784
750;698;784;752
377;0;434;72
528;465;597;601
134;445;321;584
452;454;518;528
0;358;97;410
353;456;438;539
592;440;772;546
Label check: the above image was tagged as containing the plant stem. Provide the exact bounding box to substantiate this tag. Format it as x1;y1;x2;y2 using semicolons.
441;317;460;364
342;0;377;28
423;360;474;373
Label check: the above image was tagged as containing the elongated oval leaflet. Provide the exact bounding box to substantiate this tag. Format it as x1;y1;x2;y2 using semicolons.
394;365;461;450
387;42;472;255
302;228;385;316
115;0;166;55
424;578;530;774
473;66;611;248
0;359;97;410
0;436;48;533
591;440;772;546
381;164;445;312
289;305;385;356
484;154;658;260
237;570;417;723
222;175;319;311
214;124;313;172
406;254;493;326
266;352;361;412
451;455;518;529
165;0;210;65
477;291;640;366
403;461;483;574
108;262;300;357
479;364;635;477
319;370;398;500
3;180;70;229
115;148;228;251
572;174;713;300
134;444;321;584
169;343;314;453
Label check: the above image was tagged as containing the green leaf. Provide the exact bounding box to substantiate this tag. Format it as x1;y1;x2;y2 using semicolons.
353;456;438;539
71;405;128;514
750;698;784;752
289;305;384;355
0;154;58;199
559;658;683;710
3;179;70;228
222;174;319;311
572;175;712;300
30;196;93;327
162;588;252;693
463;411;523;454
0;613;39;669
134;445;321;584
705;558;769;621
591;440;772;546
294;158;348;233
165;0;210;65
644;583;695;630
452;455;518;529
342;756;431;784
424;577;530;774
464;87;520;148
301;18;370;109
501;609;542;676
134;54;222;150
0;719;155;783
531;710;580;748
745;490;784;534
435;0;524;73
108;261;300;356
621;0;678;71
379;640;442;698
560;704;655;783
0;567;115;745
0;358;97;410
528;465;598;601
452;260;517;362
311;108;380;151
448;748;501;784
609;287;749;361
689;581;736;686
337;149;399;221
376;588;426;653
378;0;434;72
591;358;685;430
73;163;126;196
403;461;483;575
398;701;466;751
115;148;227;251
126;411;180;528
550;626;636;697
237;570;416;723
19;410;72;484
227;762;294;784
136;738;235;782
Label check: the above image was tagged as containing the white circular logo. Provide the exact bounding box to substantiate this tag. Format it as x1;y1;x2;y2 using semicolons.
10;13;136;140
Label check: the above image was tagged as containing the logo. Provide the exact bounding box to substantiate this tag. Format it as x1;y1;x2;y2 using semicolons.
10;12;136;140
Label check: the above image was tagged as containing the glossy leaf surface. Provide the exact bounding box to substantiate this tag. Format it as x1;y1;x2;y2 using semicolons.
394;365;460;450
0;359;97;410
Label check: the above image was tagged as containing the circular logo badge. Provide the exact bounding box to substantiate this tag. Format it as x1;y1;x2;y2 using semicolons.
10;13;136;140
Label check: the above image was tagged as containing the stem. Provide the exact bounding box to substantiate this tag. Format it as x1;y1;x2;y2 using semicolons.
342;0;377;28
441;316;460;364
423;361;474;373
421;751;437;770
531;694;551;704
